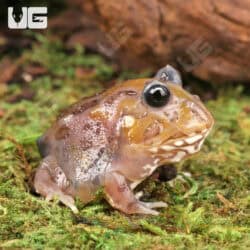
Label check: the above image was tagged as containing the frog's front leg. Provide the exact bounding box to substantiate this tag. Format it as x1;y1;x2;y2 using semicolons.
34;156;78;213
104;172;167;215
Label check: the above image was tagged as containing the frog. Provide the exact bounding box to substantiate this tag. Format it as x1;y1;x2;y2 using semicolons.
34;65;214;215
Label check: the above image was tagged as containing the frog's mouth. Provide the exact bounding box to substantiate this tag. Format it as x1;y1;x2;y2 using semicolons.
147;128;211;163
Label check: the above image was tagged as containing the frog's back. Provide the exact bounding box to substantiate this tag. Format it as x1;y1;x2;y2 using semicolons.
57;95;101;120
37;94;101;158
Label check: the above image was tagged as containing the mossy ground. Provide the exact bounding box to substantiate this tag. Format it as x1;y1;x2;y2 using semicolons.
0;34;249;250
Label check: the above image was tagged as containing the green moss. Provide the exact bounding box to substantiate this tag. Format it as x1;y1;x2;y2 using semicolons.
0;35;250;250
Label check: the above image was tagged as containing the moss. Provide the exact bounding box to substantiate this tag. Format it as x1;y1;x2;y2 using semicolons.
0;35;250;250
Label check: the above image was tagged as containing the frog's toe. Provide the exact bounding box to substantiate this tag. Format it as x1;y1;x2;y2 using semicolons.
46;192;79;214
59;193;79;214
136;204;159;215
141;201;168;209
135;191;144;199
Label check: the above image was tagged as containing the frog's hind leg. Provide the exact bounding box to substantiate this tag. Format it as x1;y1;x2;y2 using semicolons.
34;156;78;213
104;172;167;215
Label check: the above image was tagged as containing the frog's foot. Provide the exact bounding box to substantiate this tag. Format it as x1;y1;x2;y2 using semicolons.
140;201;167;209
104;172;166;215
135;192;168;209
34;157;78;214
45;190;78;214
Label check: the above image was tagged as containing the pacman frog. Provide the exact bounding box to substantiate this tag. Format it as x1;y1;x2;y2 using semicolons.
34;65;214;215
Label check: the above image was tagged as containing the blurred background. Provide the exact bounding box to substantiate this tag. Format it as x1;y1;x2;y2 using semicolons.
0;1;250;249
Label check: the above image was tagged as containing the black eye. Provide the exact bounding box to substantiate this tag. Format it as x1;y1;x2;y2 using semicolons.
144;83;170;108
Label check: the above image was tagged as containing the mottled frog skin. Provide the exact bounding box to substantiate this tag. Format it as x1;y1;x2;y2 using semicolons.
34;65;214;215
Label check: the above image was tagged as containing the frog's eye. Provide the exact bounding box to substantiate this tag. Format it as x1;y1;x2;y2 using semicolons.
144;82;171;108
155;65;182;86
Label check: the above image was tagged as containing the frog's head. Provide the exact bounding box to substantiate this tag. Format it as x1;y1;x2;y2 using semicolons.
112;65;214;164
